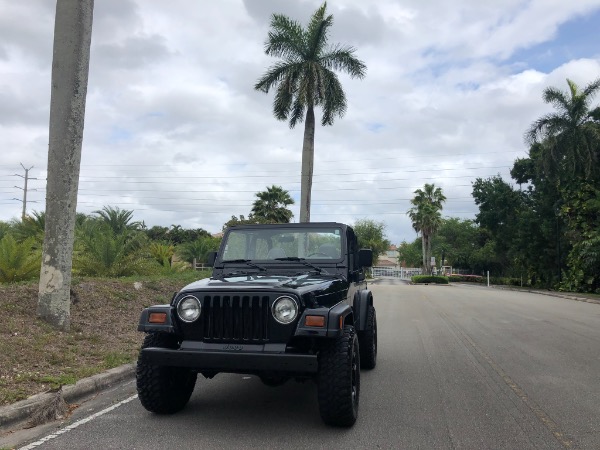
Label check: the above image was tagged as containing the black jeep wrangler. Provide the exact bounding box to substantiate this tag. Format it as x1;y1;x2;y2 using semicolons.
136;222;377;427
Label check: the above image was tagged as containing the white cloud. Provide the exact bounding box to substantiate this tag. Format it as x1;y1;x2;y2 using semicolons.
1;0;599;245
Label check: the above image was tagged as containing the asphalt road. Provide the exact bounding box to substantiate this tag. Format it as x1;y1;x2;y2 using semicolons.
12;281;600;449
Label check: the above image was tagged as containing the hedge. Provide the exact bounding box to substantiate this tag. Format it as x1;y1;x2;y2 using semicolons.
448;275;483;283
411;275;449;284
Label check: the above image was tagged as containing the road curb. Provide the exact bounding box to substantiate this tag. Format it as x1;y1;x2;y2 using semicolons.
490;285;600;305
0;363;135;433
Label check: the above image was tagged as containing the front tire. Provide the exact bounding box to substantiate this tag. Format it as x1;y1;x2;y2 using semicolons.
358;306;377;370
317;325;360;427
136;333;197;414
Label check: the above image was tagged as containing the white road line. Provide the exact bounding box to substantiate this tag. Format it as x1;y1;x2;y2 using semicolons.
19;394;138;450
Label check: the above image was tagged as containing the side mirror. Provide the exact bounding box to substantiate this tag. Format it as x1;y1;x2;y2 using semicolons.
206;252;218;267
358;249;373;267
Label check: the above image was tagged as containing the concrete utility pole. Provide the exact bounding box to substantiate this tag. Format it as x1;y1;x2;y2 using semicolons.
14;163;37;220
38;0;94;331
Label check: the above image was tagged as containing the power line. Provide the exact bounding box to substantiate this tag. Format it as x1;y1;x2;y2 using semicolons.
71;149;525;168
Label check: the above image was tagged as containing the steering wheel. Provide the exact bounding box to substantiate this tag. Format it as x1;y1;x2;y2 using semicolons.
307;252;331;258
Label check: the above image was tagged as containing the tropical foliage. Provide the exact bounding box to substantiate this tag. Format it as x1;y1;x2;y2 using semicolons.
222;214;269;230
255;2;366;222
467;78;600;292
150;225;211;245
176;235;221;265
0;235;41;282
525;78;600;181
73;224;151;277
407;184;447;275
149;242;175;267
10;211;46;245
251;185;294;223
93;206;143;234
0;221;10;241
352;219;390;263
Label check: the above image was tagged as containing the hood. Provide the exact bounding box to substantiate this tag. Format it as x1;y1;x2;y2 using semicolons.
178;272;349;309
181;272;341;291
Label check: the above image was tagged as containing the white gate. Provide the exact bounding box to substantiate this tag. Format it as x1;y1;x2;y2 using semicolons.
371;266;421;280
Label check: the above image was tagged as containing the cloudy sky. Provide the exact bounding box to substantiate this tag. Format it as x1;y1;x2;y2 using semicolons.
1;0;599;244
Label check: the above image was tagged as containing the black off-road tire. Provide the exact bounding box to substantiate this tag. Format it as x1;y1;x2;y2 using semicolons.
317;325;360;427
136;333;197;414
358;306;377;370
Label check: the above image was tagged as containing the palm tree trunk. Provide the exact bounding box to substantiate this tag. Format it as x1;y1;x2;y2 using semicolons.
421;233;427;274
38;0;94;331
426;233;433;275
299;106;316;223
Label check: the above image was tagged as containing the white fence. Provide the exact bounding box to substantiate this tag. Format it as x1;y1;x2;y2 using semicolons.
371;266;421;280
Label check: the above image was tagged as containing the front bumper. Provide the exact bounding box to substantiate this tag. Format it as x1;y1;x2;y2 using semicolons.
140;341;318;374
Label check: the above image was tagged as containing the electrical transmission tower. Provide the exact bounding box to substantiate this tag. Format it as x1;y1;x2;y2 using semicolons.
14;163;37;220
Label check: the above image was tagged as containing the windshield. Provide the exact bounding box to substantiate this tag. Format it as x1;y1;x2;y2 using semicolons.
221;227;342;261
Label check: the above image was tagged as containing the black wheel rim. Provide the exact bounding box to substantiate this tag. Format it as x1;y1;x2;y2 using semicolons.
351;341;358;406
373;320;377;356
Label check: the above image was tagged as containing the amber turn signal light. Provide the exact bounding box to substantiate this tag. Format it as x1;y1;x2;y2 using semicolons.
305;315;326;327
148;312;167;324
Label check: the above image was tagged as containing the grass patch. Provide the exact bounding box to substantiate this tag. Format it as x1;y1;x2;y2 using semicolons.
103;352;134;368
0;272;205;407
38;374;78;388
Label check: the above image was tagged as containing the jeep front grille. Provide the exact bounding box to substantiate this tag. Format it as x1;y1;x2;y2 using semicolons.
202;295;270;342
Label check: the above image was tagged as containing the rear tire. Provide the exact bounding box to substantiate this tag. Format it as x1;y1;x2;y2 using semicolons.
136;333;197;414
358;306;377;370
317;326;360;427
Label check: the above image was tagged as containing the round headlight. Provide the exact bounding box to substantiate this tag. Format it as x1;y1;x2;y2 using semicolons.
177;295;201;323
272;296;299;324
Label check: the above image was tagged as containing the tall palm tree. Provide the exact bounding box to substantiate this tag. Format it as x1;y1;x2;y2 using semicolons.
407;184;446;275
251;185;294;223
526;78;600;181
255;2;366;222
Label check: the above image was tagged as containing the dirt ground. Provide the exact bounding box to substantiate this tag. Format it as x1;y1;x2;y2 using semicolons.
0;274;203;406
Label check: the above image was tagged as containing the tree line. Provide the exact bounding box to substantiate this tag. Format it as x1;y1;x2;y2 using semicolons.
400;78;600;293
0;185;391;283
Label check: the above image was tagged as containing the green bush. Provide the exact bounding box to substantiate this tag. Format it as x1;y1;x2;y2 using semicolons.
0;235;41;283
448;275;483;283
73;227;155;277
487;276;528;287
176;236;221;264
149;242;175;267
411;275;449;284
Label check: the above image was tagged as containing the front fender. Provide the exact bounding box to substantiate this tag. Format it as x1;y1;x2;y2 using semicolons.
353;290;373;331
327;303;353;337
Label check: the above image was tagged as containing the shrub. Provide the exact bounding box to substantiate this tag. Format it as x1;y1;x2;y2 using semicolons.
149;242;175;267
411;275;449;284
176;236;221;264
487;276;528;287
448;275;483;283
73;228;155;277
0;235;41;282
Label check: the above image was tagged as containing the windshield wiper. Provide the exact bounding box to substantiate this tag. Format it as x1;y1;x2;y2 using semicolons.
274;257;327;274
221;259;267;271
